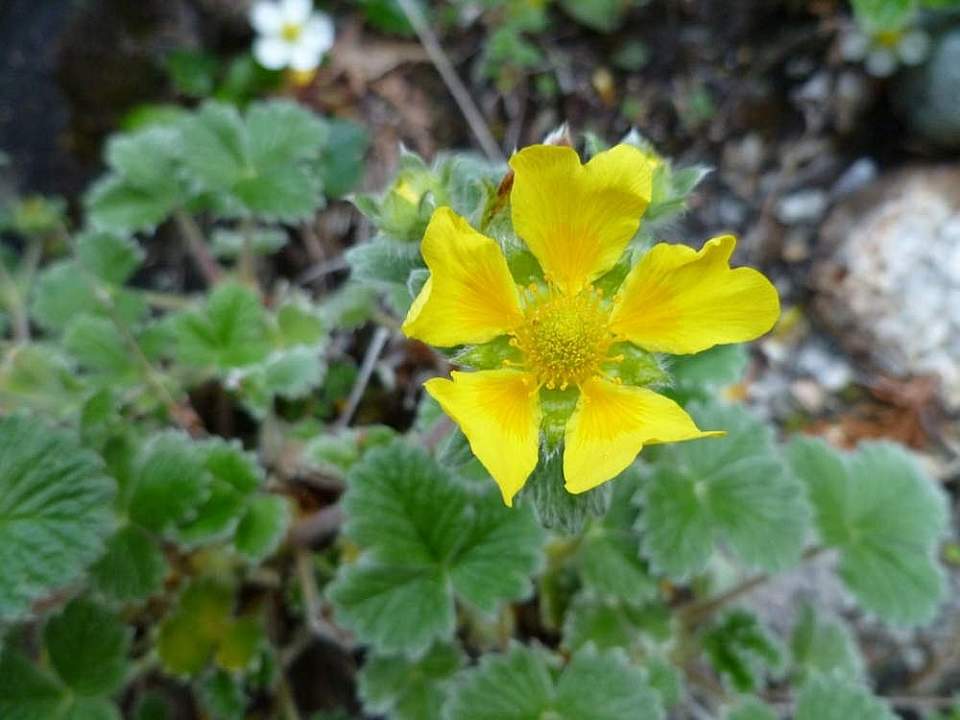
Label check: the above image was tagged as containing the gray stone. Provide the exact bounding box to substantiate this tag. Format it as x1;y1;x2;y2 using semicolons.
813;166;960;407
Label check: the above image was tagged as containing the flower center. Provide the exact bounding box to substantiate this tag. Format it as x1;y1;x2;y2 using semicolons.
281;22;303;42
511;286;612;390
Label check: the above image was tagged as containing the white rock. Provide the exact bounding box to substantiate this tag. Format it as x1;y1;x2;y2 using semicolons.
814;166;960;407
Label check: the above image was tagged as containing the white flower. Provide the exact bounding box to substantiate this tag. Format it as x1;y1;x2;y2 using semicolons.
250;0;334;72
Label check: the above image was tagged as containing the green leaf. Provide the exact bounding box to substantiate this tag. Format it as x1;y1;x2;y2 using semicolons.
75;231;144;285
563;595;663;652
179;101;328;221
329;564;451;655
347;237;424;286
0;646;63;719
0;415;115;623
199;670;246;720
64;316;138;379
178;102;247;189
29;260;146;333
172;282;270;370
167;49;220;97
62;698;121;720
668;345;748;399
329;442;544;654
576;473;656;602
358;643;462;720
173;438;262;545
128;431;208;534
318;119;369;198
234;495;291;561
725;698;778;720
215;616;264;672
246;346;326;400
445;645;664;720
795;673;896;720
246;100;329;168
133;691;172;720
0;344;85;416
790;605;863;683
44;599;130;696
788;438;947;625
157;580;233;676
702;610;782;693
91;524;168;602
87;127;185;232
558;0;640;32
638;402;810;579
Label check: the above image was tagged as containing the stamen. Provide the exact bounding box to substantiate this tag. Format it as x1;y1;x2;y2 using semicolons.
511;285;613;389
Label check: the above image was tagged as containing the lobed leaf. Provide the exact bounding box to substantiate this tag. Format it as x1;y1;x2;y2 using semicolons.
0;415;115;623
788;438;947;625
639;402;809;579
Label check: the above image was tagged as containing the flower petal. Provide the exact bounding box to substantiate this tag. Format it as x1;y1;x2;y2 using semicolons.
402;207;524;347
426;370;541;506
563;378;721;494
250;1;284;34
281;0;312;24
608;235;780;355
509;144;654;294
253;37;292;70
289;40;323;71
300;14;335;52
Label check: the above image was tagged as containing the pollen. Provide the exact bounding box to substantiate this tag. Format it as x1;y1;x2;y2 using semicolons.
511;286;613;390
280;22;303;42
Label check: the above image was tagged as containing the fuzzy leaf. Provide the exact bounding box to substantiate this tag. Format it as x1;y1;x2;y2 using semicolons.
358;643;462;720
157;580;233;676
563;595;668;652
64;316;138;379
199;670;246;720
44;599;130;696
91;525;168;602
702;610;782;693
0;646;64;719
75;231;144;285
329;442;544;654
445;645;664;720
179;101;327;221
0;415;115;623
318;118;369;198
726;699;778;720
234;495;290;561
29;261;146;333
639;403;809;579
172;282;270;370
788;438;947;625
795;673;896;720
86;127;184;232
128;432;208;534
790;605;863;682
577;473;656;602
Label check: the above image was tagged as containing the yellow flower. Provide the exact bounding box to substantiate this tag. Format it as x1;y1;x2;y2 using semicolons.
402;144;780;506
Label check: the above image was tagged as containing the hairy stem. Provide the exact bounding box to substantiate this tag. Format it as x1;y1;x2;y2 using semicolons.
174;210;223;285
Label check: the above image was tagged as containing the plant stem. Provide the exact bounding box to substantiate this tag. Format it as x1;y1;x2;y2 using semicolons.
678;546;827;627
174;210;223;285
0;254;29;342
335;326;390;429
239;218;258;289
395;0;503;162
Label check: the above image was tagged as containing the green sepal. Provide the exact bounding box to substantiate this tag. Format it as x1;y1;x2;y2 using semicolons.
518;450;610;534
604;343;669;387
539;386;578;449
452;336;523;370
